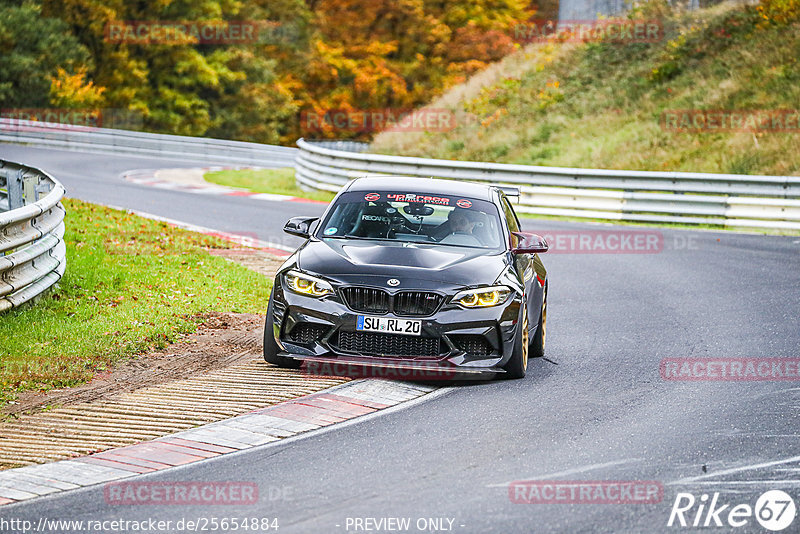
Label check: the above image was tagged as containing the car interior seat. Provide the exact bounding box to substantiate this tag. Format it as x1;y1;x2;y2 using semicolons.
350;204;393;238
469;211;493;246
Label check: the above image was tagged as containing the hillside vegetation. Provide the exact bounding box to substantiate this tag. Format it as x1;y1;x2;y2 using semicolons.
371;0;800;176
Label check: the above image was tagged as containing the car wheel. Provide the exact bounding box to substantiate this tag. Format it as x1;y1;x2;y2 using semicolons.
502;301;529;379
263;287;302;369
530;288;546;359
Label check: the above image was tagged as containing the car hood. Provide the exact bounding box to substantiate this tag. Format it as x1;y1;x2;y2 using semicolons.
297;238;507;289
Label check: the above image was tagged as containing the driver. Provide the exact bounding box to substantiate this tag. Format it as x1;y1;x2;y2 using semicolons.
449;209;477;234
431;208;477;240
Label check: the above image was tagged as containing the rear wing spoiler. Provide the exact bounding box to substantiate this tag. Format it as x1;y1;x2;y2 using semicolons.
496;185;520;199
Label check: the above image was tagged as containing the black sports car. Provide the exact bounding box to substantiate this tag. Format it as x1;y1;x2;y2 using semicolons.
264;176;548;379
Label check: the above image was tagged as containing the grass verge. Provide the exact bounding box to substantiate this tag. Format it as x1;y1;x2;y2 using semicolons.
204;167;335;203
0;199;271;407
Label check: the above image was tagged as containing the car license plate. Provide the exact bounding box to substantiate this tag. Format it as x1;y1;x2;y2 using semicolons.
357;316;422;336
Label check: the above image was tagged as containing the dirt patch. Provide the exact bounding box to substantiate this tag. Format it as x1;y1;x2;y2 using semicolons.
4;312;265;418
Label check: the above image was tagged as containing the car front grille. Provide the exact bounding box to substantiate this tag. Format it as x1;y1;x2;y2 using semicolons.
394;291;443;316
341;287;442;316
336;331;441;358
450;334;494;356
341;287;390;314
284;323;329;345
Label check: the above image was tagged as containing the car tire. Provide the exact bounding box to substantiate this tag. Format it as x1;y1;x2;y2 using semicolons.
502;301;529;379
530;287;546;359
263;287;302;369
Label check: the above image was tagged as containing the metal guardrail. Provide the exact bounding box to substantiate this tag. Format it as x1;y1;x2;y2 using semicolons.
0;118;298;167
295;138;800;230
0;160;66;313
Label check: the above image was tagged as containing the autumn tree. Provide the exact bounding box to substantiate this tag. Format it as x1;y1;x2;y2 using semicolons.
4;0;531;143
296;0;532;139
0;2;92;108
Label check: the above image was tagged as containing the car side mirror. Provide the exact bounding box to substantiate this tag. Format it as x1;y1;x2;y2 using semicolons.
511;232;548;254
284;216;319;238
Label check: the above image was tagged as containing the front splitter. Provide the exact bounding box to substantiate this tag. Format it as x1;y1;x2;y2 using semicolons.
287;354;505;380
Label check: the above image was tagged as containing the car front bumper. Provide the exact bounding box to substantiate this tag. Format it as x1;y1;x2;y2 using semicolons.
269;281;523;378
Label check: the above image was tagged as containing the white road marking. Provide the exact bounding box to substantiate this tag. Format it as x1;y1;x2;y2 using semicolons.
672;480;800;486
670;454;800;484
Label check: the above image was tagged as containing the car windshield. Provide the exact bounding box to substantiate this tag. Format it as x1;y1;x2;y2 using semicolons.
317;190;505;250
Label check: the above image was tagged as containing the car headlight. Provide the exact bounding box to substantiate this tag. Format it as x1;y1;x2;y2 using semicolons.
453;286;512;308
285;270;333;297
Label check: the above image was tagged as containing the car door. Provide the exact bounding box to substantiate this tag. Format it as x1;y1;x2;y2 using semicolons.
501;196;538;332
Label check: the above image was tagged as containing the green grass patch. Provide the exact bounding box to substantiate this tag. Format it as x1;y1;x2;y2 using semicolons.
204;167;336;203
0;199;272;406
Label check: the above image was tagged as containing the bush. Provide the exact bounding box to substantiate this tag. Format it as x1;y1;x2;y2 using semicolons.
758;0;800;24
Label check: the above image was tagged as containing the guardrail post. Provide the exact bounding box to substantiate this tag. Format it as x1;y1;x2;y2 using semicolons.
34;183;51;202
7;169;24;210
0;171;7;212
23;172;37;204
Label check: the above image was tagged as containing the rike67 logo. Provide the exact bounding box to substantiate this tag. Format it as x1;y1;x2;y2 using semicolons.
668;490;796;531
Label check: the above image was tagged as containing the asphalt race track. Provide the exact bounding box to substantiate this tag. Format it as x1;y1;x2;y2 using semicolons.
2;143;800;532
0;145;318;251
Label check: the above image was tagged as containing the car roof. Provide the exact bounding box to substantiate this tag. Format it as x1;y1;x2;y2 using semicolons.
345;176;495;201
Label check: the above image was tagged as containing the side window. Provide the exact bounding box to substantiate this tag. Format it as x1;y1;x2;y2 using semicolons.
502;197;520;233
